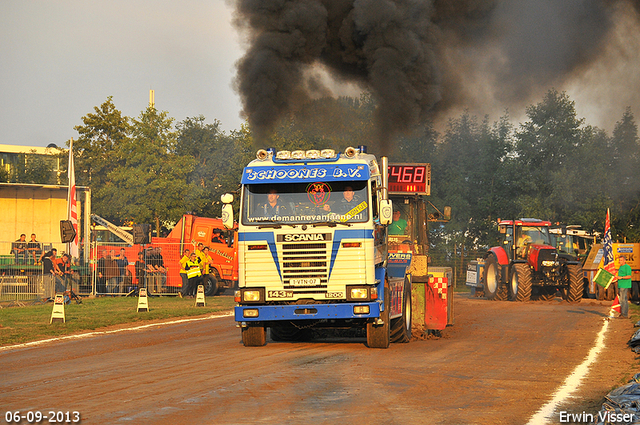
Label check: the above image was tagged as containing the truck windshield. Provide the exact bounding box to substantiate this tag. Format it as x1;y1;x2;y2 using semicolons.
242;181;369;225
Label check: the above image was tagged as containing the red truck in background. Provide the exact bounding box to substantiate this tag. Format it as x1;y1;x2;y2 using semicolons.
162;214;238;295
94;214;238;296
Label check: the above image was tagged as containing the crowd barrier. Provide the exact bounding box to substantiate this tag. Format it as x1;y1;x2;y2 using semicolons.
0;240;193;300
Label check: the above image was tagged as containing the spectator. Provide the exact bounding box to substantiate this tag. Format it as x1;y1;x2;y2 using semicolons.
147;247;167;294
96;250;108;294
115;248;129;293
179;249;191;297
97;250;119;294
42;249;65;296
135;251;147;291
27;233;42;265
183;252;202;298
56;253;78;291
11;234;28;264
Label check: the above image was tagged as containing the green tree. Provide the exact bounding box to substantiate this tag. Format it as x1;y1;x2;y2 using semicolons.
101;106;197;231
514;89;584;221
73;97;131;188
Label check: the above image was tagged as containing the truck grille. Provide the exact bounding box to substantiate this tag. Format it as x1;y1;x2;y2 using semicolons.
281;242;328;289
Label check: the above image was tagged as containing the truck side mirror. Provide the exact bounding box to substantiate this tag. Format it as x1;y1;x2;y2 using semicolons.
380;199;393;225
221;193;234;204
222;204;234;230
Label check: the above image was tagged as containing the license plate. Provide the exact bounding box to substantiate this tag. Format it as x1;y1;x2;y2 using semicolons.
289;278;320;286
268;290;293;298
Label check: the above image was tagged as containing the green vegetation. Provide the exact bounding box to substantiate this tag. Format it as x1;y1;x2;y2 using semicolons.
0;295;235;347
8;89;640;270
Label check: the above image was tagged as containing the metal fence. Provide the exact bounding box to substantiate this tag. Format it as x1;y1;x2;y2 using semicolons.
91;241;184;297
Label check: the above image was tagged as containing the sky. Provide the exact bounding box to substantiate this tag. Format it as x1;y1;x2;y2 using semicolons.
1;1;639;149
1;0;245;147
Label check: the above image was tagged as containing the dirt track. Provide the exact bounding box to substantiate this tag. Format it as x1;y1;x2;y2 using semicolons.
1;294;637;425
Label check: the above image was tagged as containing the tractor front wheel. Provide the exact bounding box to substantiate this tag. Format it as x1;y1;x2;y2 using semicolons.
510;263;532;302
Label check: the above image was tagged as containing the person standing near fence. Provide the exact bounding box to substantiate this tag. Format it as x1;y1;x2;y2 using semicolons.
42;250;65;297
116;248;129;293
184;252;202;298
101;250;120;294
179;249;191;297
135;251;146;292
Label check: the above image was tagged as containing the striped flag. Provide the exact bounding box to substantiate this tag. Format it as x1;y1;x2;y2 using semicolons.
603;208;615;274
67;138;79;259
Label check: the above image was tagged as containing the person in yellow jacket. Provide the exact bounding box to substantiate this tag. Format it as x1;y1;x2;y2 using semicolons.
178;249;191;298
182;252;202;298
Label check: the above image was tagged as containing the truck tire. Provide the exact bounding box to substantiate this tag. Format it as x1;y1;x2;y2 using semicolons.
564;264;583;303
203;274;218;296
242;325;266;346
596;283;605;300
510;263;532;302
367;287;390;348
484;255;507;301
390;278;412;343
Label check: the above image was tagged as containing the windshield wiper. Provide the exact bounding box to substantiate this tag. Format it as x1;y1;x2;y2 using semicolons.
312;221;352;227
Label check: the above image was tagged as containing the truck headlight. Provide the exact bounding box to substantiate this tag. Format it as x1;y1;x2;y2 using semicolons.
347;286;371;301
350;288;368;299
243;289;262;302
541;260;559;267
353;306;370;315
243;309;259;318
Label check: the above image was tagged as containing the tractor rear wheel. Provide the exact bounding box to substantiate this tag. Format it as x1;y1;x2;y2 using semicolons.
390;278;412;343
564;264;584;303
510;263;532;302
484;255;506;301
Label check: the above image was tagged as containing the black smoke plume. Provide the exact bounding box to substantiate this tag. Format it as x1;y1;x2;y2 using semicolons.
233;0;640;152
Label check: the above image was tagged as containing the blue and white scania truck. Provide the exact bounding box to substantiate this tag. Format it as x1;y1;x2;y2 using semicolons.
220;146;413;348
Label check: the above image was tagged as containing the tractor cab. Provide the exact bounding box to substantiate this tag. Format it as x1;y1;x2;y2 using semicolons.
498;219;554;263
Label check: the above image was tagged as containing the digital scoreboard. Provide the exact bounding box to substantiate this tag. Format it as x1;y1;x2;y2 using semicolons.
388;163;431;195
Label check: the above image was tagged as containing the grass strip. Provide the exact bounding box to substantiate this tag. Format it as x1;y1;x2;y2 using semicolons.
0;295;235;347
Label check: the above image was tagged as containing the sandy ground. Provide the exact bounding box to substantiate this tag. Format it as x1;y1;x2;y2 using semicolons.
1;293;637;425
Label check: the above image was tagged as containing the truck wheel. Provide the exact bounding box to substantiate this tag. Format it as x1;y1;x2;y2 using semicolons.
564;264;583;303
390;278;412;343
596;283;605;300
242;325;266;346
367;287;390;348
510;263;532;302
204;274;218;296
484;255;507;301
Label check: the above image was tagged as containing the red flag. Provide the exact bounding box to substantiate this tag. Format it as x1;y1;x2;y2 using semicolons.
603;209;616;274
68;139;79;259
611;295;621;314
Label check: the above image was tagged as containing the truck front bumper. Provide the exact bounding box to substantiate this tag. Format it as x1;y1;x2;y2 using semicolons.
235;301;381;322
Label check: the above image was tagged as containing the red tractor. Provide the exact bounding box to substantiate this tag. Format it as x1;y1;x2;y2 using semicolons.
483;218;584;303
